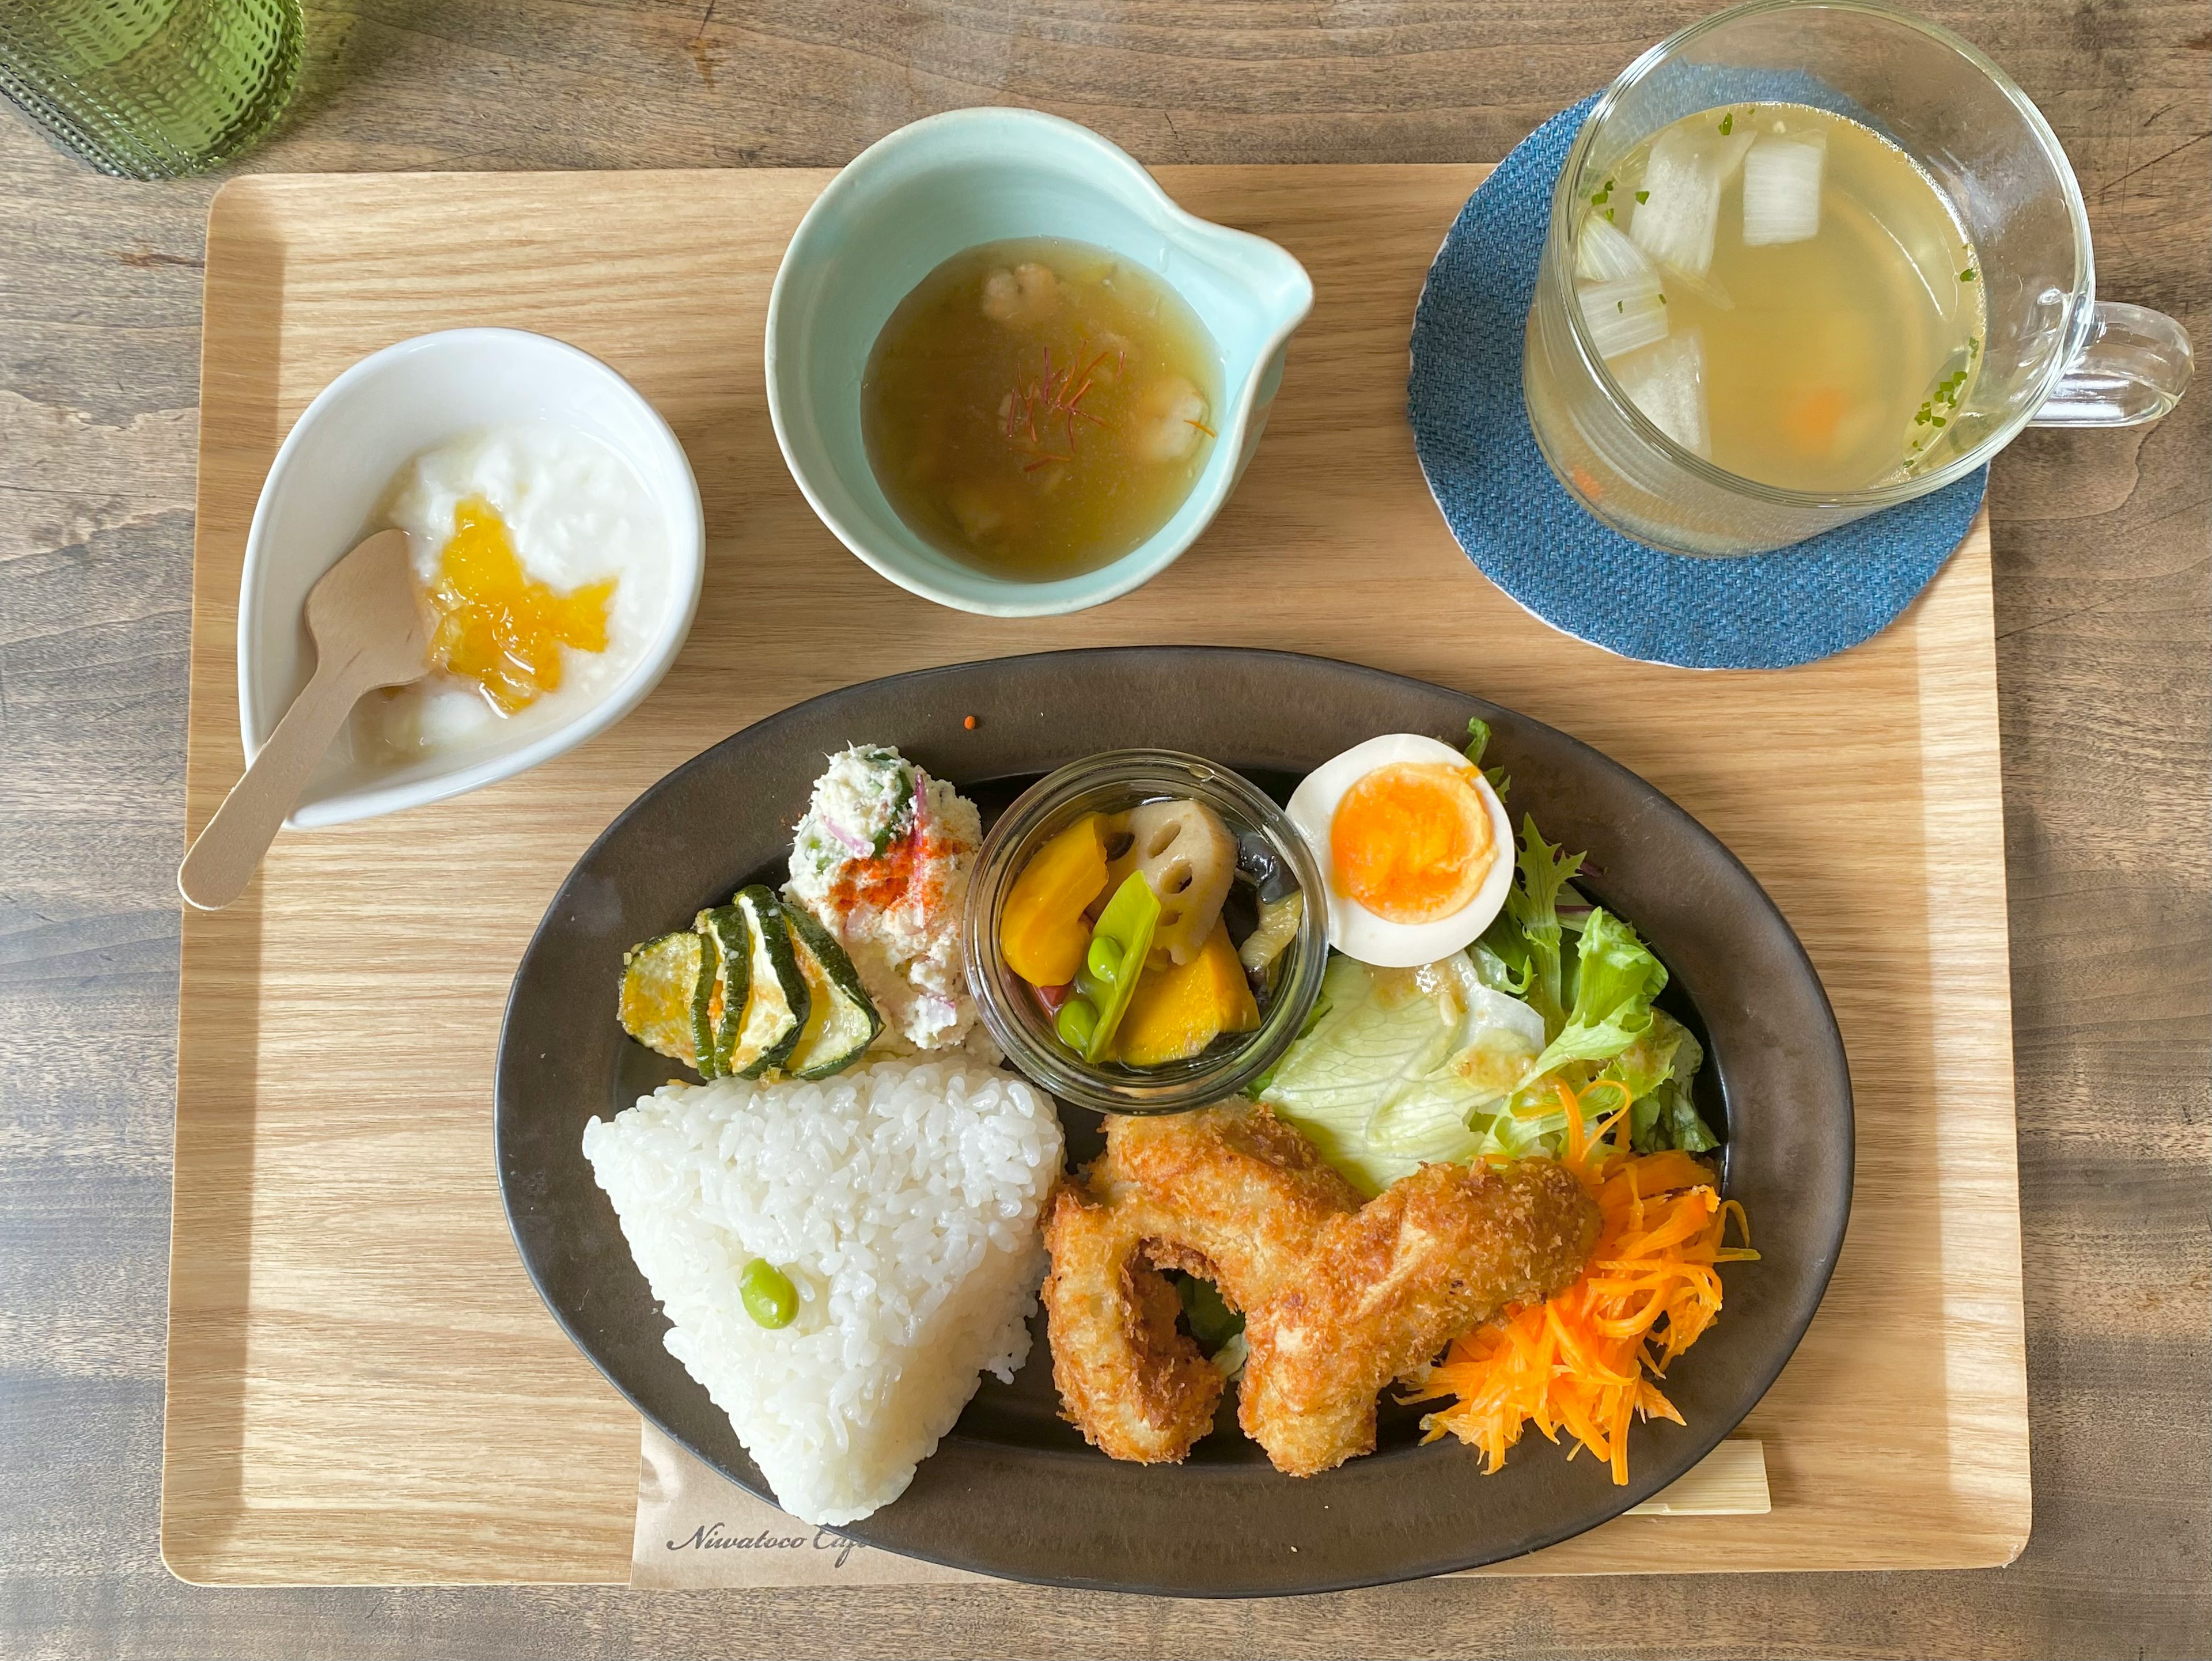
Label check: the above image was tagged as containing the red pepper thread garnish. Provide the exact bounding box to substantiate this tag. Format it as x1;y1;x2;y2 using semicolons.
1003;342;1115;468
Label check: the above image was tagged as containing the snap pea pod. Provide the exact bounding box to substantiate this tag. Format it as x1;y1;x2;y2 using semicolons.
1068;871;1162;1064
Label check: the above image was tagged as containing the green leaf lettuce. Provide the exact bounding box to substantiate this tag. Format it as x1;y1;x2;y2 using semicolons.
1529;908;1668;1079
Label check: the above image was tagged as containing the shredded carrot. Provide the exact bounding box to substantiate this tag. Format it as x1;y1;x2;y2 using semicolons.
1407;1079;1758;1484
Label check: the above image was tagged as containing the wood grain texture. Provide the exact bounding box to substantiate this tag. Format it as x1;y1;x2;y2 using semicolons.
0;1;2203;1656
162;164;2027;1587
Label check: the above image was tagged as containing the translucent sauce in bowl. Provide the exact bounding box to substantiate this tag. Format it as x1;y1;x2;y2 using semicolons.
861;237;1222;581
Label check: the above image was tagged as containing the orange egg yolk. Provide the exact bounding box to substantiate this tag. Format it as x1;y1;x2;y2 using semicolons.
424;496;615;716
1330;761;1495;924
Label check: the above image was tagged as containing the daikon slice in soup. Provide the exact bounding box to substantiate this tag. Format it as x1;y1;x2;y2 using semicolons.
1582;102;1986;492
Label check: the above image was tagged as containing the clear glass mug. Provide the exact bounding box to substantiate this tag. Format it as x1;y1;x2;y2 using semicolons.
1522;0;2194;557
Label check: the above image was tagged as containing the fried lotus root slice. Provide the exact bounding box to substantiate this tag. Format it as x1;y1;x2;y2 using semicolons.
1101;799;1236;965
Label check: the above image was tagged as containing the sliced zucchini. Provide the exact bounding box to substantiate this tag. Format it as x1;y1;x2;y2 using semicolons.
618;931;709;1068
781;902;884;1080
695;904;752;1078
726;886;810;1079
690;921;722;1075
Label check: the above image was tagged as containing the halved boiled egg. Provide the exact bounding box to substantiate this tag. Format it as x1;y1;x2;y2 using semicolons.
1285;733;1514;968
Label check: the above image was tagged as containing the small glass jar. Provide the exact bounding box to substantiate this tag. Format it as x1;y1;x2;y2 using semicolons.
964;749;1328;1116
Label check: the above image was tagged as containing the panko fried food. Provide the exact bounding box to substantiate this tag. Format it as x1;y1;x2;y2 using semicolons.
1041;1101;1601;1476
1042;1102;1361;1462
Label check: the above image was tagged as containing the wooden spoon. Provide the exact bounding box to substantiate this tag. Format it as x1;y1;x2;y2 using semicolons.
179;529;430;911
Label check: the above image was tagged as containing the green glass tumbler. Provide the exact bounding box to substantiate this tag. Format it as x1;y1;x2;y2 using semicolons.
0;0;301;179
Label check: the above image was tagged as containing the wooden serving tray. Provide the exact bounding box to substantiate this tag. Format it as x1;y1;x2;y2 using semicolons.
166;165;2029;1586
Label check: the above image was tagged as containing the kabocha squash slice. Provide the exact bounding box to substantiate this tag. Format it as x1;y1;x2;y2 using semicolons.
695;904;752;1078
727;886;810;1079
1114;917;1260;1067
619;931;710;1068
1000;811;1108;985
782;903;884;1079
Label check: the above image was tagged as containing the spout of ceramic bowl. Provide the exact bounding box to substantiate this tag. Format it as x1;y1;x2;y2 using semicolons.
1147;208;1313;488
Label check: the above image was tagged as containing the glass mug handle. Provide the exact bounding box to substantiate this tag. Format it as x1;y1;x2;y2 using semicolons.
2031;302;2195;428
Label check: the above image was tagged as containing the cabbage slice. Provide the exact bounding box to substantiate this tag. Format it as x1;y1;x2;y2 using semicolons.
1575;213;1673;360
1742;131;1826;247
1578;274;1670;359
1628;123;1754;280
1575;210;1656;283
1259;953;1543;1197
1612;331;1710;457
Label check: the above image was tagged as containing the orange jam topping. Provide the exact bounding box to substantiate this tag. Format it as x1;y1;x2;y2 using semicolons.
424;496;615;715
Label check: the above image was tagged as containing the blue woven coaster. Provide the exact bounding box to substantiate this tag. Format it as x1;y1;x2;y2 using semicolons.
1406;94;1987;669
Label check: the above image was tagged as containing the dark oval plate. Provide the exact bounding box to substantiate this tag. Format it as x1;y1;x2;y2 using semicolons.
496;646;1852;1597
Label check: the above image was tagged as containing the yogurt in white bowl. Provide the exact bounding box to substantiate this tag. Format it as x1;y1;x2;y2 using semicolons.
237;329;703;828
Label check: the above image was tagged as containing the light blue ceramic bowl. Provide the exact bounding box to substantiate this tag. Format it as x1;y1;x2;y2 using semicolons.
766;107;1314;616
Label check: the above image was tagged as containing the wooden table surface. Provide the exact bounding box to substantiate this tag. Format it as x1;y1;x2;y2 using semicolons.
0;3;2203;1657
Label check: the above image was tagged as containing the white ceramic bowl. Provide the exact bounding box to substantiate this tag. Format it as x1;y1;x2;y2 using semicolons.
238;329;704;829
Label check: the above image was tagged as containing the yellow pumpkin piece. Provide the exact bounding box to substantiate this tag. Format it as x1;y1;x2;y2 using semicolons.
1113;918;1260;1068
1000;811;1109;986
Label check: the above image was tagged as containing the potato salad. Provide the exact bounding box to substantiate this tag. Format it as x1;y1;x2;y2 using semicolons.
783;745;986;1053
